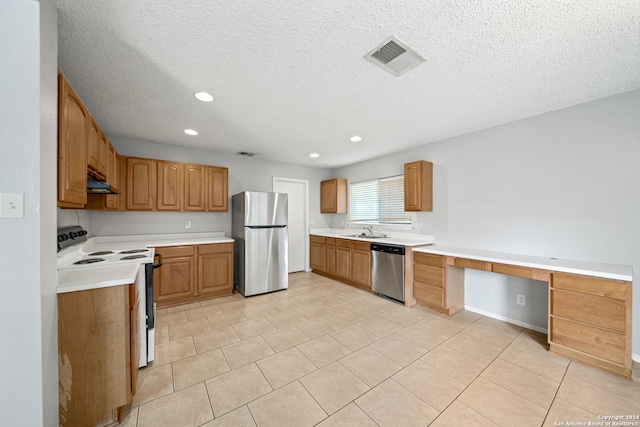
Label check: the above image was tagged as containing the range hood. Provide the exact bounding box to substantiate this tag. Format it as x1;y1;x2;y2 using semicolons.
87;177;119;194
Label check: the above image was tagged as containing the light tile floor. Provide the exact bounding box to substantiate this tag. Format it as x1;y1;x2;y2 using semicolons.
121;272;640;427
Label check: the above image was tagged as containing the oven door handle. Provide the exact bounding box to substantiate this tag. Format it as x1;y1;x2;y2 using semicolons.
152;253;162;269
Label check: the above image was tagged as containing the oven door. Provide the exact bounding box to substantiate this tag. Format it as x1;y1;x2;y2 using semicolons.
142;254;162;366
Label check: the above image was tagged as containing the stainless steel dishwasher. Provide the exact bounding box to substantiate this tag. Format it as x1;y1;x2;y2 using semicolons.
371;243;405;302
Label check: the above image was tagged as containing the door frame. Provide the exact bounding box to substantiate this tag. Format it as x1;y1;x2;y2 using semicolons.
272;176;310;272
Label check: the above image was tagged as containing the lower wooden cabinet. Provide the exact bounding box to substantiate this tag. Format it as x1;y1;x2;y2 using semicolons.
549;272;632;377
413;253;464;315
58;283;138;427
310;237;371;290
154;243;234;307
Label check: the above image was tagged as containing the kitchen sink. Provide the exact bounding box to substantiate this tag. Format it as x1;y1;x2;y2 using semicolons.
340;234;388;239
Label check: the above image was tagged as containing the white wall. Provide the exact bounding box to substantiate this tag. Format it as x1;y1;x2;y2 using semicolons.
333;90;640;356
0;0;58;425
90;137;333;236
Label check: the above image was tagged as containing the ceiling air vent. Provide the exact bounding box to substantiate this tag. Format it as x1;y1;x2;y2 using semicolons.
365;36;425;76
236;151;256;157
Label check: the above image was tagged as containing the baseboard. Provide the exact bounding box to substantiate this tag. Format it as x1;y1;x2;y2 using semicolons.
464;305;548;335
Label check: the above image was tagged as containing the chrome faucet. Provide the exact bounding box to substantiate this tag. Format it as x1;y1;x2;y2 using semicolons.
363;225;373;236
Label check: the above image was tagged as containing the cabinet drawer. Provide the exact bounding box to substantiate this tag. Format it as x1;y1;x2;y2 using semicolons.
551;273;627;301
492;263;533;279
453;258;489;271
198;243;233;255
551;289;626;332
414;252;444;268
414;281;443;307
310;235;326;244
336;239;351;248
550;316;626;365
326;237;335;245
352;241;370;251
154;245;194;258
413;264;443;288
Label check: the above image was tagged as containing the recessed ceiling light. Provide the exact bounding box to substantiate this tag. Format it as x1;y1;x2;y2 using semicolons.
184;129;198;136
194;92;214;102
310;153;319;158
350;135;362;142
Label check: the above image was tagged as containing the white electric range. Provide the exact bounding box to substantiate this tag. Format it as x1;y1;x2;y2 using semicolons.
57;226;160;368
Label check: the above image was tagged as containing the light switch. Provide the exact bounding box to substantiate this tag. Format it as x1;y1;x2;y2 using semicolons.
0;193;24;218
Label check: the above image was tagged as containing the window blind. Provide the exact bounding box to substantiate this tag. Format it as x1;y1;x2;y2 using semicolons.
349;175;411;224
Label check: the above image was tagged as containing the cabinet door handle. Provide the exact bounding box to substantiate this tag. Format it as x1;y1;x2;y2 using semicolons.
152;253;162;268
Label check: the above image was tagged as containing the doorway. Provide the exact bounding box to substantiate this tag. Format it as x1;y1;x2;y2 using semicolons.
273;177;309;273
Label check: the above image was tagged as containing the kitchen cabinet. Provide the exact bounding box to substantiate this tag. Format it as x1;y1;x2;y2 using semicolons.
57;73;88;208
351;241;371;287
320;178;347;214
104;147;120;210
549;272;632;377
126;157;157;210
335;239;351;280
325;238;336;275
157;161;183;211
154;243;234;307
198;243;233;297
154;246;197;305
206;166;228;212
413;252;463;314
310;236;326;271
185;164;206;211
58;283;138;427
404;160;432;212
87;120;108;181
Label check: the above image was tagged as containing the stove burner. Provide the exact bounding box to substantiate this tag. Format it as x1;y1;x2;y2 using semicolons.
88;251;115;256
120;254;147;260
73;258;106;265
119;249;149;254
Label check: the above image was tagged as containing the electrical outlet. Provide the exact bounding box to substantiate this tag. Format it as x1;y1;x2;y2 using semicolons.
185;220;192;229
517;294;526;306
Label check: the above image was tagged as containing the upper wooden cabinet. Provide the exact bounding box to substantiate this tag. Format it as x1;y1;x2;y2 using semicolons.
320;178;347;213
57;73;88;208
104;145;120;210
184;164;206;211
404;160;433;212
126;157;157;210
206;166;228;212
157;161;183;211
87;119;108;181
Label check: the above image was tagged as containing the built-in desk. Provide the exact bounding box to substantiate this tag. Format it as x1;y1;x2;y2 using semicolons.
411;246;633;378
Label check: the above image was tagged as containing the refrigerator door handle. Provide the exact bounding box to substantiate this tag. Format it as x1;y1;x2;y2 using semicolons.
246;225;287;229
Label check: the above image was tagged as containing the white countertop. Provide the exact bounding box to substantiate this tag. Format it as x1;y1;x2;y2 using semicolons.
310;228;434;247
413;245;633;281
57;232;234;294
57;264;140;294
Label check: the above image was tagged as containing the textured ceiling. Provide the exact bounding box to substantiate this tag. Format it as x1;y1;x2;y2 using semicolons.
57;0;640;168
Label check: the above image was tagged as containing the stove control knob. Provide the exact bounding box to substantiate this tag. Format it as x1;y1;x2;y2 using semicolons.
69;232;77;239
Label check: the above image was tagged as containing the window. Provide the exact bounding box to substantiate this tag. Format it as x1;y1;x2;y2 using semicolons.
349;175;411;225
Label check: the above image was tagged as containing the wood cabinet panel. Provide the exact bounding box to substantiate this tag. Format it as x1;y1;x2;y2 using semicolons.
404;160;432;212
335;246;351;279
491;263;533;279
551;289;626;332
87;118;100;178
198;243;233;255
414;281;444;307
206;166;228;212
198;250;233;296
310;242;326;272
58;284;133;427
157;161;183;211
413;264;444;288
550;316;625;365
310;236;326;244
326;243;336;275
57;73;88;208
126;157;157;210
551;273;627;300
320;178;347;213
453;258;489;271
351;247;371;287
105;147;120;209
97;130;109;179
414;252;444;268
154;251;196;303
184;164;206;211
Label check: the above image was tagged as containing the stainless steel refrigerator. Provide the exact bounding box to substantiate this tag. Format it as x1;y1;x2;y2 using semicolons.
232;191;289;296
